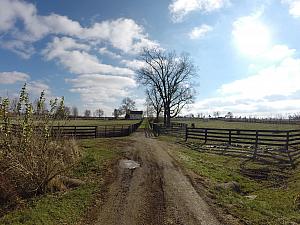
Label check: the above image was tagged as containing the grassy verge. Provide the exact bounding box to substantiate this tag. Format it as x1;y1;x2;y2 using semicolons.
173;118;300;130
0;138;127;225
54;119;141;126
166;138;300;225
139;118;149;129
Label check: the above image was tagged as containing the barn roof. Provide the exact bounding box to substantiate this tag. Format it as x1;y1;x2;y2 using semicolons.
129;110;143;115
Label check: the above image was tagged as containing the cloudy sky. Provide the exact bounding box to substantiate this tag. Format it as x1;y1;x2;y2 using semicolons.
1;0;300;117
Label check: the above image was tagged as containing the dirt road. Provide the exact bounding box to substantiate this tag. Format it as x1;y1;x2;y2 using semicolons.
91;131;221;225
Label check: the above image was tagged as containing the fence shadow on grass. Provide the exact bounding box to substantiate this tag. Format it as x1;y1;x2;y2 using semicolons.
150;122;300;169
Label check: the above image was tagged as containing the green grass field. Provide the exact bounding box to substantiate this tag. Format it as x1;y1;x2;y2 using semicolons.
174;118;300;130
160;133;300;225
53;119;141;126
0;137;128;225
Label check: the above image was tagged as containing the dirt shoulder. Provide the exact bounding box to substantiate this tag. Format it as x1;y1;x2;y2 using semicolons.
86;131;221;225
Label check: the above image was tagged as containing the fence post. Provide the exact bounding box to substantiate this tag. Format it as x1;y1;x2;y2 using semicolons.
94;126;97;138
113;126;115;136
74;126;77;138
253;131;258;159
228;130;232;145
286;131;294;168
121;125;124;136
204;129;208;143
185;126;188;142
104;125;107;137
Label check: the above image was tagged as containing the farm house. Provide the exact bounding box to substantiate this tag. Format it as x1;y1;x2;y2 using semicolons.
125;110;143;120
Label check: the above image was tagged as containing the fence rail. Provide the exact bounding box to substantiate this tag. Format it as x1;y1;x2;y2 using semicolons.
2;120;142;139
150;122;300;167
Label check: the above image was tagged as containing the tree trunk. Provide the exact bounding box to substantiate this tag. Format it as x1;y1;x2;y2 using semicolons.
156;110;159;122
165;106;171;127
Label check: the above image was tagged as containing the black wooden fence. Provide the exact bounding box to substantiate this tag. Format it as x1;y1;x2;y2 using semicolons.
150;123;300;167
51;121;142;138
2;120;142;139
150;122;187;137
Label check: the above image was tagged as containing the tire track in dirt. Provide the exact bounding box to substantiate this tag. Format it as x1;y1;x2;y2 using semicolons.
91;131;221;225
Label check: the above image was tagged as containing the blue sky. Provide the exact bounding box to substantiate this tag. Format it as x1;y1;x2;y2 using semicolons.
1;0;300;117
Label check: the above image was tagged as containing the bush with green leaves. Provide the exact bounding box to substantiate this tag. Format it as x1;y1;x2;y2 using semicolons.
0;84;80;205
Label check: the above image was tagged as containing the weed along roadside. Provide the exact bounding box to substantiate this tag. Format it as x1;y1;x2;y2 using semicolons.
0;86;141;225
153;121;300;225
0;87;299;225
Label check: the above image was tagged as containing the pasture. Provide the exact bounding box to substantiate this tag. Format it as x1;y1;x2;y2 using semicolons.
0;137;127;225
168;143;300;225
173;118;300;130
156;119;300;224
53;119;141;126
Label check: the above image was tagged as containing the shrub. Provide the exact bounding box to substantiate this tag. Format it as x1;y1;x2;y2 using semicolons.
0;84;80;202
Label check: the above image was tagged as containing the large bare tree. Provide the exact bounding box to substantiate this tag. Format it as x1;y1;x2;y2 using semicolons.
119;97;136;115
145;87;163;122
94;108;104;118
71;106;79;117
137;48;195;126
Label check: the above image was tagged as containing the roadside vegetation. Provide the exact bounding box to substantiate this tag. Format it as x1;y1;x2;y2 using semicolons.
0;85;129;224
165;136;300;225
173;118;300;130
0;137;125;225
54;119;141;126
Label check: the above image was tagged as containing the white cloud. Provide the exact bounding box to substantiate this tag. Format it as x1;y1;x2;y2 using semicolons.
81;18;159;54
0;39;35;59
189;24;213;39
27;80;51;97
169;0;229;22
260;44;295;62
66;74;137;113
0;71;30;84
187;11;300;117
43;37;135;77
99;47;121;59
188;54;300;117
120;59;146;70
219;57;300;99
232;12;272;57
0;0;159;56
282;0;300;18
0;0;158;112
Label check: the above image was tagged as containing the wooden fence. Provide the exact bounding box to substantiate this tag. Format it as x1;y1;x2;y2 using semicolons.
2;120;142;139
151;123;300;167
151;123;187;137
51;121;142;138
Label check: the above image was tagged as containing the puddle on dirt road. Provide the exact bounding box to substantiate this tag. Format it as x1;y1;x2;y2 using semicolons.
119;159;140;170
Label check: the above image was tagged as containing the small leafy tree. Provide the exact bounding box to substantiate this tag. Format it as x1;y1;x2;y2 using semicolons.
0;84;80;201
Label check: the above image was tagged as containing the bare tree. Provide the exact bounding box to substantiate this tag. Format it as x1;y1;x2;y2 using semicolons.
94;108;104;118
213;111;220;118
84;109;91;117
71;106;79;117
112;108;122;119
146;87;163;121
64;106;71;116
119;97;136;115
137;48;195;126
225;112;233;119
9;97;19;114
145;99;155;118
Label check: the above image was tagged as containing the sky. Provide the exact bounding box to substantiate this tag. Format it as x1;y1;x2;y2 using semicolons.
1;0;300;117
